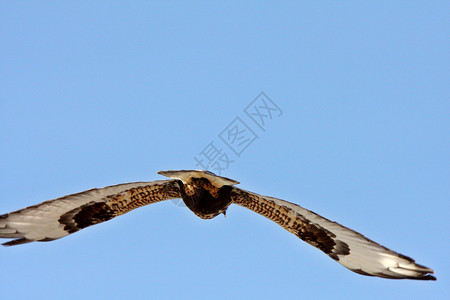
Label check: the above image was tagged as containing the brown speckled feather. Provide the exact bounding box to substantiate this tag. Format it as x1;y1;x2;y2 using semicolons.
0;180;182;246
230;187;435;280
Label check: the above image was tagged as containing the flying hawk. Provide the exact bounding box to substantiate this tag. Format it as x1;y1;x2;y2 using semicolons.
0;170;436;280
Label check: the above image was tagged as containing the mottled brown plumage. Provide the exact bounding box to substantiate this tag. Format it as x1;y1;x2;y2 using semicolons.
0;170;436;280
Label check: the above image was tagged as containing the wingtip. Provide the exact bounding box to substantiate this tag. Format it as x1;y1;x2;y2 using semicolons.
384;263;436;280
2;238;33;247
399;260;437;281
424;274;437;281
416;267;436;281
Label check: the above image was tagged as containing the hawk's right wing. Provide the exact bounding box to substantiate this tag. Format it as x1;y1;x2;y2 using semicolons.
230;187;436;280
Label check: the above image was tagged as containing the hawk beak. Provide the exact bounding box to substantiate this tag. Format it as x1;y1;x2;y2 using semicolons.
222;211;226;218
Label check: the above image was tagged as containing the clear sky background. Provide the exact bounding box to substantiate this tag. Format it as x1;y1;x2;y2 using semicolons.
0;2;448;299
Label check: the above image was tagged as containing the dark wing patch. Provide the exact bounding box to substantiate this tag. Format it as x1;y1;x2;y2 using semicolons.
59;182;183;234
230;187;435;280
230;188;349;259
59;202;115;234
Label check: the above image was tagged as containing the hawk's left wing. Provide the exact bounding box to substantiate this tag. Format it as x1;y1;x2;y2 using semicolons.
230;187;436;280
0;179;182;246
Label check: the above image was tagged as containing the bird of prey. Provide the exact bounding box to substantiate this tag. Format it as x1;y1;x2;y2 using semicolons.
0;170;435;280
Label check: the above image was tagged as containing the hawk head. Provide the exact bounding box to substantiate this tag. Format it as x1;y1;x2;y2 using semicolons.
158;170;239;219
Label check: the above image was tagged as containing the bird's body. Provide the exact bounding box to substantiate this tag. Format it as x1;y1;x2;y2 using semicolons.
0;170;436;280
159;170;236;219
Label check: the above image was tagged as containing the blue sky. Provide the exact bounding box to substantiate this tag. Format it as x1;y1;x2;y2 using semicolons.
0;2;448;299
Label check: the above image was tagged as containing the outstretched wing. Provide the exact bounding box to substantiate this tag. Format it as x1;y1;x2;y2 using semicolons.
0;179;182;246
230;187;435;280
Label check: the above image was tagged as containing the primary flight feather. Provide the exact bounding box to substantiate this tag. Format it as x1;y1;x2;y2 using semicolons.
0;170;436;280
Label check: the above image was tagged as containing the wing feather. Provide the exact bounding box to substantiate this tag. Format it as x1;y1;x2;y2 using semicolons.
0;179;182;246
230;187;435;280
